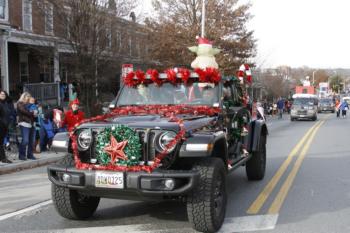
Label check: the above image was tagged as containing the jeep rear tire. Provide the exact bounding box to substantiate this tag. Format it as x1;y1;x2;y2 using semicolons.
51;154;100;220
187;158;227;233
246;135;266;180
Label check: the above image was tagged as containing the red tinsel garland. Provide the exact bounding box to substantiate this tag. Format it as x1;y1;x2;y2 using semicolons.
71;105;221;173
123;68;221;87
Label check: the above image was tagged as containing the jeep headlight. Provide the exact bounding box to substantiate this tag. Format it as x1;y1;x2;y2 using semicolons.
156;131;177;152
77;129;92;151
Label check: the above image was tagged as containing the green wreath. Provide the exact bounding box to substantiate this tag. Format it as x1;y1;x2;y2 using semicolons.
95;125;142;166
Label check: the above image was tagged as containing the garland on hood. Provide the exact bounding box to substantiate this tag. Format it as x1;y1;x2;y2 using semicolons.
123;68;221;87
70;105;221;173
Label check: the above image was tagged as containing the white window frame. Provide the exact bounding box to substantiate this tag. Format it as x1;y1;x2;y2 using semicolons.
0;0;9;22
64;6;71;39
44;1;54;35
106;27;112;49
136;40;140;57
22;0;33;31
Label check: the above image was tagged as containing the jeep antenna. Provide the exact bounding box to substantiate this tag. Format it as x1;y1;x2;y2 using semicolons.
201;0;206;38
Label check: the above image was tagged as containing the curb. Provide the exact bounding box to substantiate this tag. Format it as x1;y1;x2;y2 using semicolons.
0;154;65;175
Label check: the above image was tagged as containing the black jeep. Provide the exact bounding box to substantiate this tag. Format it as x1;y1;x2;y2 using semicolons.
48;74;268;233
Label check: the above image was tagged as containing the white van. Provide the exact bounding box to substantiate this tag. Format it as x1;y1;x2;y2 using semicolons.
291;94;318;121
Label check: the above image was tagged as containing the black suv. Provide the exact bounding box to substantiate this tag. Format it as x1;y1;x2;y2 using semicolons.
48;74;268;233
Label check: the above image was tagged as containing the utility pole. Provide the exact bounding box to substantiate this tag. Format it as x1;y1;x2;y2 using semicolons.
201;0;206;38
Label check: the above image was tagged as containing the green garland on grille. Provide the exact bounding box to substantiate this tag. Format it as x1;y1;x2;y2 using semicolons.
95;125;142;166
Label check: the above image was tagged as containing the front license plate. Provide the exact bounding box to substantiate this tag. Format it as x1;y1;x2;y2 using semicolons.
95;172;124;189
300;115;306;117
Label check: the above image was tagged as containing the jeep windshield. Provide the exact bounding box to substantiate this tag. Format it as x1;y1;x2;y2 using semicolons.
117;82;219;106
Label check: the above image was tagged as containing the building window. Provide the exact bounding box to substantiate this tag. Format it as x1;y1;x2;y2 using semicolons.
0;0;8;21
22;0;32;31
39;58;53;82
19;52;29;83
45;2;54;35
129;37;132;56
116;31;121;51
64;6;71;38
107;27;112;49
136;41;140;57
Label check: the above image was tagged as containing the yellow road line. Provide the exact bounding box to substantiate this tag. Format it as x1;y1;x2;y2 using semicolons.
246;121;322;214
268;120;325;214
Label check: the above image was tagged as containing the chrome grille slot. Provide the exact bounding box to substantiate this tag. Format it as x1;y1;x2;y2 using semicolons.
148;131;156;161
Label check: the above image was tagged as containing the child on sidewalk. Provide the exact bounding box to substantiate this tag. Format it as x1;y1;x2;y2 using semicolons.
26;97;40;153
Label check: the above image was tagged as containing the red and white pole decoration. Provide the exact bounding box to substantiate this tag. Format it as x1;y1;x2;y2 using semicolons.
237;64;252;84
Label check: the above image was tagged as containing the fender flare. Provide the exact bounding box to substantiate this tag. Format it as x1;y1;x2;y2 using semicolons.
246;120;268;152
179;131;228;162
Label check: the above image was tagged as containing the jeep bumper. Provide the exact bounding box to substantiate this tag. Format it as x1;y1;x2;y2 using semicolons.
47;165;200;199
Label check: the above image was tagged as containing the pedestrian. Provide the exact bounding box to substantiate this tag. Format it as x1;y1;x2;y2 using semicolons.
277;97;284;119
39;111;55;152
335;99;341;117
17;92;37;160
272;103;277;116
339;100;349;118
62;99;85;132
26;97;40;153
0;90;13;163
0;90;16;149
286;100;291;114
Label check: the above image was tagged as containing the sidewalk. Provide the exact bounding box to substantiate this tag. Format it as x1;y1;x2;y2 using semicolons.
0;151;65;175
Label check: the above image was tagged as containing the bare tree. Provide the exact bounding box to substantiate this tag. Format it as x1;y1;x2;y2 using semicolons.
35;0;139;115
146;0;256;74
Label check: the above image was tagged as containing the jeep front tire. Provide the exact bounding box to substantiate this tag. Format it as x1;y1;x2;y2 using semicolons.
51;154;100;220
187;158;227;233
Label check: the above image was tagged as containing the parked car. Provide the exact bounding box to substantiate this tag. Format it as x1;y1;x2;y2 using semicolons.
48;73;268;233
318;98;335;113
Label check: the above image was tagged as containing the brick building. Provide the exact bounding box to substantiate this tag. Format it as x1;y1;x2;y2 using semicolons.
0;0;150;99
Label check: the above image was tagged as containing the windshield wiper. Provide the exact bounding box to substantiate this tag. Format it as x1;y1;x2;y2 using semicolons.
117;104;140;107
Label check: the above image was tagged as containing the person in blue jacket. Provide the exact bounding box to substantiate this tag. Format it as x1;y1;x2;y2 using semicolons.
39;110;55;152
339;100;349;118
277;97;285;119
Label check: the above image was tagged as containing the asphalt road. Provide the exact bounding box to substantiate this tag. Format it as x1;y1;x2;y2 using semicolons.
1;113;350;233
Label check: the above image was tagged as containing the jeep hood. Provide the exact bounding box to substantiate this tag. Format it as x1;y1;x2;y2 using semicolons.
78;114;217;132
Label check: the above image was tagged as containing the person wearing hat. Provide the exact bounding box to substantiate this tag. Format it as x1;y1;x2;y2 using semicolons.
62;99;85;131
